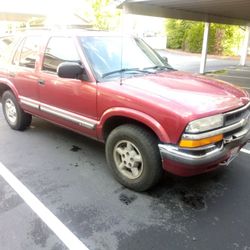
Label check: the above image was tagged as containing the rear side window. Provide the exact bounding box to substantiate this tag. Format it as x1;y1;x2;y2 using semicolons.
42;37;80;73
19;37;40;69
0;36;14;63
12;39;24;66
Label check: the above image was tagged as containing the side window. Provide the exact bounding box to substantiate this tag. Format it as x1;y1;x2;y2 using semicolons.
19;37;40;69
0;36;14;63
12;39;24;66
42;37;81;73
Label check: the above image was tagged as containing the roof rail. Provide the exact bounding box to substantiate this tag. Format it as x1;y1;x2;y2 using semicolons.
4;25;94;34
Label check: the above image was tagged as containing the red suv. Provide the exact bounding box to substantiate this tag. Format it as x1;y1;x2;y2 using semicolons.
0;29;249;191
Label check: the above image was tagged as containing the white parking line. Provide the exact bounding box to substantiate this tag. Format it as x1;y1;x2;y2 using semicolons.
0;162;89;250
241;148;250;155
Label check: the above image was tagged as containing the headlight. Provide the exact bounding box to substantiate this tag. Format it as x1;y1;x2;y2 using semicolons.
185;114;224;133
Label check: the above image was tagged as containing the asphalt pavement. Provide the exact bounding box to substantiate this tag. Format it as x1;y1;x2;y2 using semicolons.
0;52;250;250
207;65;250;92
158;49;250;73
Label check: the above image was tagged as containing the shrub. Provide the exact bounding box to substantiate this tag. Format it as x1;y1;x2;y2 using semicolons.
166;19;244;56
166;20;190;49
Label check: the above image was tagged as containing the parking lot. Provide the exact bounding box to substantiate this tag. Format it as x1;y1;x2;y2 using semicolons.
1;58;250;250
208;65;250;92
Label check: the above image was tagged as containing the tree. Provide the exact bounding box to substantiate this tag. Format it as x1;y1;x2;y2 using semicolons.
166;19;244;56
87;0;121;30
166;19;190;49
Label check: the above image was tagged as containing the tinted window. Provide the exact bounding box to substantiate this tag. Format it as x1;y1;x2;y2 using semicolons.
19;37;40;68
0;37;13;55
0;36;15;63
12;39;24;66
80;36;168;79
42;37;80;73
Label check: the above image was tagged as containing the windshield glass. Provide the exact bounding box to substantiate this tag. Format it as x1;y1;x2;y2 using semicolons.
80;36;173;80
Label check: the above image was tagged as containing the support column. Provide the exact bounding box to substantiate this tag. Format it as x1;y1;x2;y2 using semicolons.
200;22;210;74
240;26;250;66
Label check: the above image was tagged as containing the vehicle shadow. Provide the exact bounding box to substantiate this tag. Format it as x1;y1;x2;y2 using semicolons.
146;168;228;211
29;117;105;152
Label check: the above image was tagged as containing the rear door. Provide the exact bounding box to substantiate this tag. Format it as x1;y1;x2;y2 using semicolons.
9;36;42;114
38;36;97;137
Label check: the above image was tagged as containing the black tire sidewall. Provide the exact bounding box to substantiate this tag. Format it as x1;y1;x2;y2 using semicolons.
106;125;162;191
2;91;26;130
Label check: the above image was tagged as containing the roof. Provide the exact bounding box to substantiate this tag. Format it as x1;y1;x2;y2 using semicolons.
5;28;125;38
116;0;250;25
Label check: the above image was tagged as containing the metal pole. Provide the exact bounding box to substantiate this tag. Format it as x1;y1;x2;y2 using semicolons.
240;26;250;66
200;22;210;74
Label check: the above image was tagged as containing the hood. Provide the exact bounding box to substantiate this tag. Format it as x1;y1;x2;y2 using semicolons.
122;71;249;117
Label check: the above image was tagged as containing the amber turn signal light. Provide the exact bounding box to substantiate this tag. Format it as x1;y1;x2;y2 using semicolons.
179;134;223;148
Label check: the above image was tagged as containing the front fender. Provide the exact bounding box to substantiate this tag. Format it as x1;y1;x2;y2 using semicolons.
97;107;170;143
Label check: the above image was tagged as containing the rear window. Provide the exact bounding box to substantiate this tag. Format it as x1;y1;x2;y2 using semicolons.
0;36;14;63
19;36;41;69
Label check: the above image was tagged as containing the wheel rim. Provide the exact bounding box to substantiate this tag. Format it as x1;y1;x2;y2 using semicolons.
5;98;17;125
113;140;144;180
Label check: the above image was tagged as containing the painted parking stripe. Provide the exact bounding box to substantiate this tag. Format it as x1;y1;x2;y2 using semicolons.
241;148;250;154
0;162;89;250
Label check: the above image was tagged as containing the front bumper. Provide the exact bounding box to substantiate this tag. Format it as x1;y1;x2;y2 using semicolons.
159;118;250;176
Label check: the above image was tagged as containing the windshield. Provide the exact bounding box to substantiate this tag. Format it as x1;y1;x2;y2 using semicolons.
80;36;173;80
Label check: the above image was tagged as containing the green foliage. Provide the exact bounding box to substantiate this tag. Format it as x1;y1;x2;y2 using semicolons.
166;20;188;49
184;22;204;53
89;0;121;30
166;19;244;56
212;24;243;55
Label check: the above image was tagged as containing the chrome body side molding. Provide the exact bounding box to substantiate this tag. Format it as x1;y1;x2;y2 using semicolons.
19;96;97;130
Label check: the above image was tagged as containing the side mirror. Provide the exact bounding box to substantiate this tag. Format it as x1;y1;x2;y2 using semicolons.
162;56;168;64
57;62;85;80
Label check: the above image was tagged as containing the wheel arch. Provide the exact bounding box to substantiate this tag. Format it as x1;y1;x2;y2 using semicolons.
0;78;19;102
98;107;170;143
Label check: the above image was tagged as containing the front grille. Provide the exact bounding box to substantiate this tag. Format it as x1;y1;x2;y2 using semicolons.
224;103;250;126
223;103;250;144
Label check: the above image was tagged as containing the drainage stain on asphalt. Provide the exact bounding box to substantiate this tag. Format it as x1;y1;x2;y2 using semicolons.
69;163;79;168
0;186;24;213
29;218;51;248
119;193;137;205
70;145;82;152
149;184;206;211
180;191;206;210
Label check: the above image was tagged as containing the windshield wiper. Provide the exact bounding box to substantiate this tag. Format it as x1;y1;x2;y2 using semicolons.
102;68;150;78
144;65;174;71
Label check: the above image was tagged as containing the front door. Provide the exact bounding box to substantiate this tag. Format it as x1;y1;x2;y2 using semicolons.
38;36;97;137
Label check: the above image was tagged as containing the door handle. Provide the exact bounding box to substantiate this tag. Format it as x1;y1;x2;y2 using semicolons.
38;79;45;85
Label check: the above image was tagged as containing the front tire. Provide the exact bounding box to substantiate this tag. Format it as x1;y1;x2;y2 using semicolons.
106;124;163;191
2;91;32;131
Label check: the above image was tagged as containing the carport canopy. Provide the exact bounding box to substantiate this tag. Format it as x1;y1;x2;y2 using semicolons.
116;0;250;73
0;13;44;22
